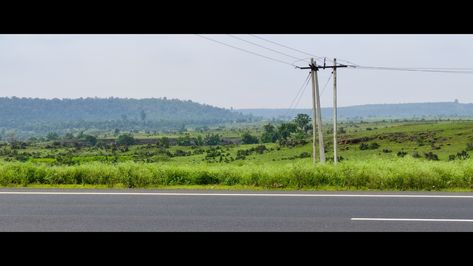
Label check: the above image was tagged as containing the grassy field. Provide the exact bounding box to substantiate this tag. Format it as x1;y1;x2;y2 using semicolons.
1;119;473;191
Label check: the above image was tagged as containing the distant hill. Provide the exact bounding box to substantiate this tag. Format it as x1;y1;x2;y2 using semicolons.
238;101;473;121
0;97;256;138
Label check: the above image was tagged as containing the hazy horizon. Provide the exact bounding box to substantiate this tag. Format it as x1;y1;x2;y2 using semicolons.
1;34;472;109
0;95;468;110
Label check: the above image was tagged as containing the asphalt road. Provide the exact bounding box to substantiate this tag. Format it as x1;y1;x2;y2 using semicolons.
1;189;473;231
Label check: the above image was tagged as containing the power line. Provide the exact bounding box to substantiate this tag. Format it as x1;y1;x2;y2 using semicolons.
349;65;473;74
227;34;308;63
248;35;361;67
320;72;333;97
248;35;473;72
292;74;311;110
249;34;327;62
289;72;311;110
195;35;296;67
384;67;473;70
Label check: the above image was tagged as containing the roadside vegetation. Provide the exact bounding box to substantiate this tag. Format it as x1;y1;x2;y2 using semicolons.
2;116;473;191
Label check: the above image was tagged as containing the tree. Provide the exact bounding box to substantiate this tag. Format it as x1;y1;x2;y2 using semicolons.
76;131;85;139
277;122;298;140
195;135;204;146
241;132;259;144
117;134;135;146
261;123;279;143
204;133;221;146
84;135;97;146
177;133;193;146
46;132;59;141
157;137;170;148
293;113;311;134
64;133;74;139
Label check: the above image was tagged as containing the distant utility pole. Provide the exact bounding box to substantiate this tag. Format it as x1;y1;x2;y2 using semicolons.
298;58;347;164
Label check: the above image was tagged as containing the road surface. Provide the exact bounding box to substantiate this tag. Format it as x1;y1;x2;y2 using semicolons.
1;189;473;231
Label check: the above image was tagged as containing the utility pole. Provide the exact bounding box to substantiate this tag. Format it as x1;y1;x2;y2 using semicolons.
310;59;318;164
298;58;347;164
333;58;338;165
312;59;325;163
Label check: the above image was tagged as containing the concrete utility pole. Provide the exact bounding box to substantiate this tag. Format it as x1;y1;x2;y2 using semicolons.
333;58;338;164
312;59;326;163
310;59;318;164
299;58;346;165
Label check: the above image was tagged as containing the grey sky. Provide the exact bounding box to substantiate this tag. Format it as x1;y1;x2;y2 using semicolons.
0;34;472;109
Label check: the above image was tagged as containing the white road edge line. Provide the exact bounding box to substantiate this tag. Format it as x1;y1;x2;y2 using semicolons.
351;218;473;222
0;191;473;198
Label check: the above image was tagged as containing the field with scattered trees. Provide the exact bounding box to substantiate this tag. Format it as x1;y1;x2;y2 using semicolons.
2;113;473;191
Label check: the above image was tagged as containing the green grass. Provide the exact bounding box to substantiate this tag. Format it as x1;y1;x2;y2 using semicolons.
3;120;473;191
1;158;472;191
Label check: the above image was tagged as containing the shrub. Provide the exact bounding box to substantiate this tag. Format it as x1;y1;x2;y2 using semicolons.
84;135;97;146
204;134;222;146
456;150;470;160
424;152;439;161
241;132;259;144
117;134;135;146
298;152;311;158
369;142;380;149
397;151;407;157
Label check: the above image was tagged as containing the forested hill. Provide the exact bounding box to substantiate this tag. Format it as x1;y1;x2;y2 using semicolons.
238;101;473;121
0;97;256;137
0;97;252;123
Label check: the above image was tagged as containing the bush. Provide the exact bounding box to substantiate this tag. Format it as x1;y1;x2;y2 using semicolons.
117;134;135;146
157;137;170;148
360;142;379;150
204;134;222;146
298;152;311;158
397;151;407;157
424;152;439;161
369;142;380;149
46;132;59;141
456;150;470;160
84;135;97;146
359;143;369;150
241;132;259;144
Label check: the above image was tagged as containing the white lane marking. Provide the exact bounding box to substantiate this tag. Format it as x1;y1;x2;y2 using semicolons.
0;191;473;198
351;218;473;222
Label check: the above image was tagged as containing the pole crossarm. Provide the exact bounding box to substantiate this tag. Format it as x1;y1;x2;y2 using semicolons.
297;64;348;70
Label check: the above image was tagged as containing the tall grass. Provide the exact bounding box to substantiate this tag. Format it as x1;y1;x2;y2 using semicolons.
0;158;472;191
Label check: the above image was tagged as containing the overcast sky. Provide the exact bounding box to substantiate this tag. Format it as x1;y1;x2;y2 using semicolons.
0;34;472;109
